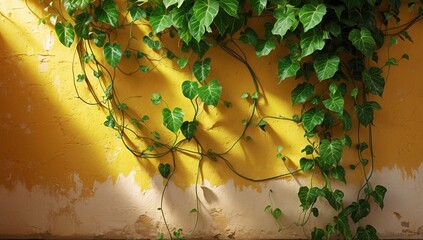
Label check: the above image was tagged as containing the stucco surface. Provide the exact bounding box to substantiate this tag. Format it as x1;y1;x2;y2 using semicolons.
1;0;423;239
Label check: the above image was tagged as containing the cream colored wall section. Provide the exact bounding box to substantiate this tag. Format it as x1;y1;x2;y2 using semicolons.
2;0;423;239
1;167;423;238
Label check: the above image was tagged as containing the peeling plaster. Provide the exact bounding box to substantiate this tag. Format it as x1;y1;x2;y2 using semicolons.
1;165;423;239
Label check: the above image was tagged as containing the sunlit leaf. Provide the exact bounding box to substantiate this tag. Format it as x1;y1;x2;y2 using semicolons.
181;81;199;100
299;4;327;32
162;107;185;133
103;43;122;68
130;6;146;21
278;55;300;82
314;54;340;81
302;108;325;132
300;28;326;58
55;22;74;47
272;6;298;38
193;0;219;28
193;58;211;81
188;15;206;42
319;139;343;166
256;38;276;57
198;79;222;106
150;6;173;34
95;0;119;27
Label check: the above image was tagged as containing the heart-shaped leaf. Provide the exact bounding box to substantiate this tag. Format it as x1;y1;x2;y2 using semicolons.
363;67;385;96
150;6;173;34
314;54;340;81
250;0;267;15
181;120;199;140
349;27;376;57
301;107;324;132
193;58;211;81
95;0;119;27
278;55;300;82
193;0;219;28
158;163;171;178
182;81;199;100
103;43;122;68
299;4;327;32
162;107;184;133
55;22;75;47
291;82;315;105
198;79;222;106
319;139;343;166
220;0;238;17
300;28;326;58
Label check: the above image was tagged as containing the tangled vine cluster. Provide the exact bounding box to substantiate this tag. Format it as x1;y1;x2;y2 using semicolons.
29;0;422;239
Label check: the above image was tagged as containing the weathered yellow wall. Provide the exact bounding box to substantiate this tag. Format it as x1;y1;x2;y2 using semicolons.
1;0;423;238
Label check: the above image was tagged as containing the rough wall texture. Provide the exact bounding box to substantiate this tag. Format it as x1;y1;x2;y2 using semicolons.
1;0;423;239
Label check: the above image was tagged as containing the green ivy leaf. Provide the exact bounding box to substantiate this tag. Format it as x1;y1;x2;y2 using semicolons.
181;120;199;140
151;93;162;105
162;107;185;134
220;0;238;17
291;82;315;105
130;6;146;21
55;22;75;47
300;28;326;58
323;188;344;210
158;163;171;178
323;83;344;114
335;216;353;240
95;0;119;27
198;79;222;106
177;57;188;69
356;225;378;240
300;158;314;173
272;6;298;39
193;0;219;28
299;4;327;32
75;13;92;39
272;208;282;220
150;6;173;34
363;67;385;97
181;81;199;100
319;139;343;166
314;54;340;81
351;199;371;223
239;27;259;47
278;55;300;82
311;228;325;240
64;0;91;16
370;185;387;209
250;0;267;15
256;38;276;57
104;115;115;129
298;186;322;210
331;166;346;183
349;27;376;58
355;101;380;126
193;58;211;82
103;43;122;68
188;15;206;42
143;36;161;50
302;108;325;132
92;30;106;47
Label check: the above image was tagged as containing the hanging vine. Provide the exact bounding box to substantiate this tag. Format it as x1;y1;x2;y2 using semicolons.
29;0;422;239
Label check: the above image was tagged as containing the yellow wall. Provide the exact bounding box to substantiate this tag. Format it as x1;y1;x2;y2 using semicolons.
1;0;423;238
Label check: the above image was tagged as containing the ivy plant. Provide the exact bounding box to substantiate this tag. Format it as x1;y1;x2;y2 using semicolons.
29;0;423;239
